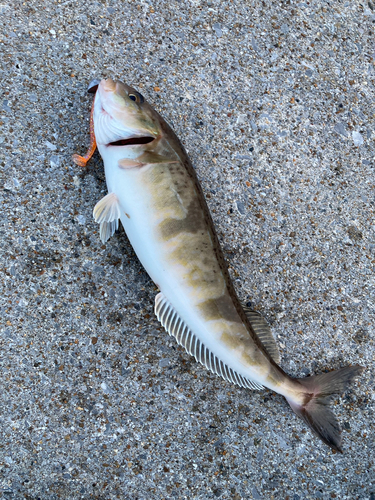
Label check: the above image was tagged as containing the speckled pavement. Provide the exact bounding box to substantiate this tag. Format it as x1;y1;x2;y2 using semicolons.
1;1;374;499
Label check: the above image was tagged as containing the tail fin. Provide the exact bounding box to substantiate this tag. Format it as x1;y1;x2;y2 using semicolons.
287;365;364;452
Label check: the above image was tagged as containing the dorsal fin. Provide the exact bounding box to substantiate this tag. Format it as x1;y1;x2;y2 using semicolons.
154;293;263;391
242;305;280;363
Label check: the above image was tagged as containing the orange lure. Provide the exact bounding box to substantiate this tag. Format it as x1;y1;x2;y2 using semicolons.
72;97;97;167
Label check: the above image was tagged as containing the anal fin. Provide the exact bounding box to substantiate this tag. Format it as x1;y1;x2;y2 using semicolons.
155;293;263;391
93;192;121;243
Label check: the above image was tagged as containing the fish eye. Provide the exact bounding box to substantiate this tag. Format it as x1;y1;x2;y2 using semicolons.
128;92;144;104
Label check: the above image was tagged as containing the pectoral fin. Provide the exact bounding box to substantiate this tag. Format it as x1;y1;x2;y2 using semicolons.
93;192;121;243
137;151;178;165
118;152;178;170
118;159;144;169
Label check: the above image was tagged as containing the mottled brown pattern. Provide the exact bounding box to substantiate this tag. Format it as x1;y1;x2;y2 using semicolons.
220;331;243;350
142;164;189;219
198;292;242;324
140;154;231;302
159;198;207;240
168;233;225;301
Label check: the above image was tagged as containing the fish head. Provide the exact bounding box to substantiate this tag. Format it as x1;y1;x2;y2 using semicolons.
93;78;160;161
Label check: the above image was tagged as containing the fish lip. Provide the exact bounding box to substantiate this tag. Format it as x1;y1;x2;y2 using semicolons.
106;135;156;147
87;79;101;93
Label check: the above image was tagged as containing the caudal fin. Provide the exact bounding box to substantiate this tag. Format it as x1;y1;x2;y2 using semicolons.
287;365;364;452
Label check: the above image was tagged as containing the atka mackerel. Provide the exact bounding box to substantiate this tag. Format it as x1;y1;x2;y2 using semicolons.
73;78;363;452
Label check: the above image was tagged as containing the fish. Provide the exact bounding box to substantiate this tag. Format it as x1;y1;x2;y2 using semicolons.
73;78;364;452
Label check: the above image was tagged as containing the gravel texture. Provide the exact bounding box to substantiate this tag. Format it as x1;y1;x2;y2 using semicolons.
1;0;374;499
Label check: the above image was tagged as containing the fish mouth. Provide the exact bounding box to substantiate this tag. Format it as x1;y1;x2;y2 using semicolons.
87;79;100;94
107;136;155;147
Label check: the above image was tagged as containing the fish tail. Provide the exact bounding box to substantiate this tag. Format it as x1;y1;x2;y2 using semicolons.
286;365;364;452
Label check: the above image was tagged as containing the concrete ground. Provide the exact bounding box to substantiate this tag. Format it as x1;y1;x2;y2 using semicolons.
0;0;374;498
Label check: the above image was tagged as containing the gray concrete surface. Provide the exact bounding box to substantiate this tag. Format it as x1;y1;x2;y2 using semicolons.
1;0;374;498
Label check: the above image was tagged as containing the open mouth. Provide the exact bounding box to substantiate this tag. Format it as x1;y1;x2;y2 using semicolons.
108;137;155;147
